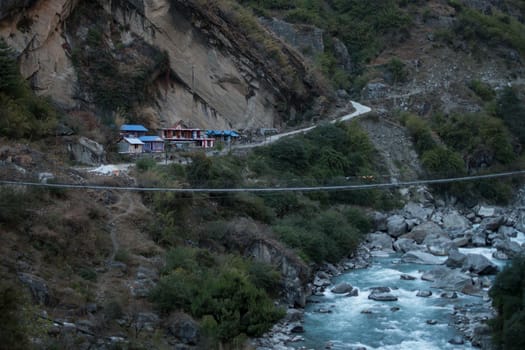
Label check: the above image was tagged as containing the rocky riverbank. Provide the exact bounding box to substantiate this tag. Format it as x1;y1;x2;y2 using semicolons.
253;186;525;349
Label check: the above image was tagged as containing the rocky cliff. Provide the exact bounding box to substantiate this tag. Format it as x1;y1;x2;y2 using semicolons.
0;0;333;131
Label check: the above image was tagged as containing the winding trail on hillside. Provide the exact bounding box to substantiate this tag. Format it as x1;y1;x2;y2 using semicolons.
233;100;372;150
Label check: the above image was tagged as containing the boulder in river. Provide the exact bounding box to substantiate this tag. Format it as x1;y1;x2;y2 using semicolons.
400;274;416;280
425;236;455;256
423;266;473;292
403;202;433;221
416;290;432;297
442;210;471;234
401;251;445;265
445;250;467;268
366;232;393;251
387;215;408;238
462;254;499;275
493;239;523;258
401;221;446;244
331;282;353;294
393;238;421;253
368;291;398;302
480;215;505;232
471;230;488;247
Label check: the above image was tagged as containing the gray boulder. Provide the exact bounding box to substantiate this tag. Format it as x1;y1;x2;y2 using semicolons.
421;266;451;282
402;221;446;244
452;236;470;247
424;235;455;256
368;290;397;301
387;215;408;238
400;274;416;280
480;216;505;232
18;273;52;305
477;206;496;217
403;202;433;221
166;313;200;345
445;250;467;268
347;288;359;297
463;254;499;275
498;225;517;238
471;230;488;247
494;239;523;258
428;268;474;293
416;290;432;297
393;238;421;253
442;210;470;233
401;251;445;265
366;232;393;251
331;282;353;294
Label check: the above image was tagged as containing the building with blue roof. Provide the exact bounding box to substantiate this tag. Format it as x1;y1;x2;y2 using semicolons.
139;136;165;153
206;130;240;143
120;124;149;137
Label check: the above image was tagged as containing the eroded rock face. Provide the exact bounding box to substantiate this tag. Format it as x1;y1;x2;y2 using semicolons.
0;0;79;107
249;240;311;307
260;17;324;58
66;136;106;165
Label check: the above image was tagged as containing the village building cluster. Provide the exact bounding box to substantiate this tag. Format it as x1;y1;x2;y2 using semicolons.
117;122;240;154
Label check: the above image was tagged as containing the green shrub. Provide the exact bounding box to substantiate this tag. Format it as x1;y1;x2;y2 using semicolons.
403;113;436;153
387;57;407;84
150;248;284;343
453;5;525;55
274;207;366;263
435;113;515;165
468;79;495;101
489;256;525;350
135;157;157;172
421;147;465;178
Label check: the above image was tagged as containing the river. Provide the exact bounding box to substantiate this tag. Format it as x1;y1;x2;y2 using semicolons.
295;233;525;350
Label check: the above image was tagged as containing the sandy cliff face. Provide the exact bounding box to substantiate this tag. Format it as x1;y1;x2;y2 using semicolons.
103;0;278;129
0;0;328;130
0;0;78;107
